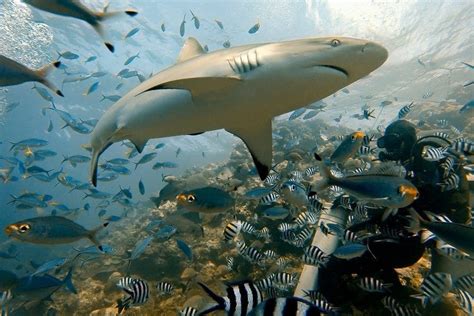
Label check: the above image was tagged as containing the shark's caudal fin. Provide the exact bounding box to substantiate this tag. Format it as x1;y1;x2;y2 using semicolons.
227;119;272;181
197;282;225;315
87;222;109;251
35;61;64;97
312;153;335;191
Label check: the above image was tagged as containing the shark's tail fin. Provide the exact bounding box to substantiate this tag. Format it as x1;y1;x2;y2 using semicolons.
93;7;138;53
197;282;225;315
87;222;110;251
35;61;64;97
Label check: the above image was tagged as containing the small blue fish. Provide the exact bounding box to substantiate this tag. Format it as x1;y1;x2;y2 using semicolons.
47;120;53;132
180;14;186;37
85;56;97;63
30;257;67;278
332;243;367;260
289;108;306;120
124;53;140;66
125;27;140;39
57;51;79;60
130;236;153;260
155;225;177;239
176;239;193;261
139;179;145;195
83;81;100;96
32;84;53;102
248;21;260;34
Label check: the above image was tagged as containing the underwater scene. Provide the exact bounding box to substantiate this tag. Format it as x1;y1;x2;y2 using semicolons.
0;0;473;315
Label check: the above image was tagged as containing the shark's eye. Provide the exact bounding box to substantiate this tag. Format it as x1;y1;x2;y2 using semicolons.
187;195;196;203
331;39;341;47
19;224;31;233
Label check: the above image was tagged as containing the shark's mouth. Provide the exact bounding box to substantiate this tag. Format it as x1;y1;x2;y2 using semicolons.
318;65;349;77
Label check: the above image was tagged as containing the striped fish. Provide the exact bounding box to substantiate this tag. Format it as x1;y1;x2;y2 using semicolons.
260;192;280;204
450;126;461;135
280;230;297;243
258;227;270;240
117;279;149;313
436;119;449;127
304;246;328;265
381;296;400;310
198;280;263;315
226;256;234;271
275;257;288;269
390;305;421;316
455;289;473;315
451;139;474;155
278;223;298;232
241;221;256;235
419;272;452;305
264;174;280;186
304;166;319;177
270;272;297;289
358;277;390;293
398;101;415;119
455;274;474;291
156;282;174;295
439;156;455;178
180;306;197;316
263;249;277;260
0;289;12;315
248;297;322;315
295;212;319;227
422;146;447;161
117;276;136;289
433;131;450;139
289;170;303;182
243;246;265;264
296;228;313;243
358;145;374;156
256;276;274;291
437;172;459;192
224;220;243;241
363;134;375;146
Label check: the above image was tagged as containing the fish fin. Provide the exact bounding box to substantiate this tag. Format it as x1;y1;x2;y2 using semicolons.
131;138;147;153
405;208;424;233
176;37;206;63
197;282;225;315
382;208;398;221
63;268;77;294
90;142;111;187
35;61;64;97
226;119;272;181
312;153;334;190
87;222;110;250
137;76;241;100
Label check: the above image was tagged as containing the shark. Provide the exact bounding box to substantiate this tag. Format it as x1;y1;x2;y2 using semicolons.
89;36;388;186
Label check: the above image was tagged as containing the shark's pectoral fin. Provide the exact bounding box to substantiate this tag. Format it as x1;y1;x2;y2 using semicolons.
131;138;147;153
176;37;206;63
137;77;241;100
227;120;272;181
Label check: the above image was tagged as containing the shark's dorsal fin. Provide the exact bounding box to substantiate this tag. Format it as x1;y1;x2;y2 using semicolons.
177;37;206;63
227;119;272;181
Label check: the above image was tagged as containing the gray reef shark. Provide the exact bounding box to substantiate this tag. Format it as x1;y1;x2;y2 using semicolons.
89;36;388;186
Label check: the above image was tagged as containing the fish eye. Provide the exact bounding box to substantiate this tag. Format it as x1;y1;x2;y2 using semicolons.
187;195;196;203
291;185;296;191
351;135;356;140
19;224;31;233
331;39;341;47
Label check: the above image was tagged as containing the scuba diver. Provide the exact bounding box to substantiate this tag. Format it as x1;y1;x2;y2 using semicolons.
317;120;471;313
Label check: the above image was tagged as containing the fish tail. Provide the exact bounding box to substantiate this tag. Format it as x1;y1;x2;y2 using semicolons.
197;282;225;315
61;155;68;165
87;222;110;251
312;153;334;191
62;267;77;294
36;61;64;97
89;22;115;53
406;208;424;233
7;194;18;205
90;149;100;187
8;141;17;151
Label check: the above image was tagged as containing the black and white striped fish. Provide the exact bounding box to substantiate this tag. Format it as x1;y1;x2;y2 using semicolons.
450;126;461;135
309;197;325;213
116;279;149;313
295;212;319;227
117;276;136;289
319;222;330;236
304;246;329;265
433;131;450;139
270;272;297;289
455;289;473;315
256;276;274;291
327;223;358;243
339;194;354;210
289;171;303;182
241;221;256;235
422;146;447;161
437;172;459;192
398;101;415;119
419;272;452;305
258;227;270;240
350;167;365;175
280;230;297;243
264;174;280;186
180;306;197;316
381;296;400;310
358;145;375;156
263;249;277;260
328;185;343;198
226;256;234;271
278;223;298;232
439;156;455;178
296;228;313;243
247;297;322;316
260;192;280;204
224;220;243;241
436;245;469;260
243;246;265;264
156;282;174;295
436;119;449;127
198;280;263;315
304;166;319;177
275;257;288;269
363;134;375;146
455;274;474;291
451;139;474;155
390;305;421;316
358;277;390;293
